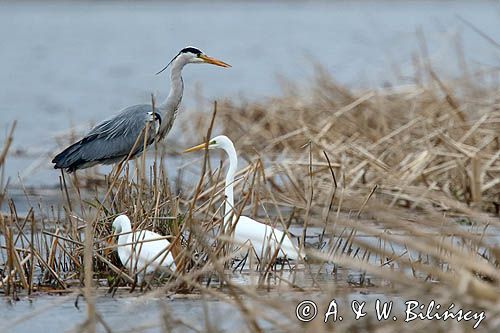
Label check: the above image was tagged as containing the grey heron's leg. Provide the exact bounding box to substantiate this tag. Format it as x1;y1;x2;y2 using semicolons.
114;159;125;178
68;170;83;195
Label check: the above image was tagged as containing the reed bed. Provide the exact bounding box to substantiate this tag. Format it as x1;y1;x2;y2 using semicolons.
1;61;499;332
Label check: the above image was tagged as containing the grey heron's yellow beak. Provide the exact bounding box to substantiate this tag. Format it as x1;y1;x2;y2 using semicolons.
199;54;231;68
183;142;208;153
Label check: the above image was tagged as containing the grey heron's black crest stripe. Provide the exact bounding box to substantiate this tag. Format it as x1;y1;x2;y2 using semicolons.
156;47;203;75
156;53;178;75
180;47;202;55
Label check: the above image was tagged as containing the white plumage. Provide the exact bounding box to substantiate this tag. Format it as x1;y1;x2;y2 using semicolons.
112;215;176;279
232;216;302;260
185;135;303;260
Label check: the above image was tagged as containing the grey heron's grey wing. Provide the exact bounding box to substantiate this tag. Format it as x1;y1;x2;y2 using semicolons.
52;104;160;171
86;104;154;138
79;104;160;159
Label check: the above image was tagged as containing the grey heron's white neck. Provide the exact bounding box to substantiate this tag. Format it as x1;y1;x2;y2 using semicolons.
158;59;185;138
222;142;238;225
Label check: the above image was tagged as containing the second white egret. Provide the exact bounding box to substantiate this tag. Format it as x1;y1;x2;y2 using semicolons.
111;215;176;282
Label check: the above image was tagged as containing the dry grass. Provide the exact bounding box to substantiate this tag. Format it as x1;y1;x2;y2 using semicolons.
1;59;499;332
212;63;499;215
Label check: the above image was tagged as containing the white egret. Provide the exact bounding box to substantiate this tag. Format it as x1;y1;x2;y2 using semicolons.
53;47;230;172
185;135;303;260
111;215;176;282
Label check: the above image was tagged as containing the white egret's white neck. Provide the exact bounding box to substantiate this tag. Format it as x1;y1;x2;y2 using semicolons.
115;216;132;245
220;139;238;225
158;58;185;138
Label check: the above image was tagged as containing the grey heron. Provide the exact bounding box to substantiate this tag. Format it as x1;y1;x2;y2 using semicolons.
52;47;230;172
184;136;303;260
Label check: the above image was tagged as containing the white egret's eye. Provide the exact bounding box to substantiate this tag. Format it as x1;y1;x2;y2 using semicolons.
210;140;216;145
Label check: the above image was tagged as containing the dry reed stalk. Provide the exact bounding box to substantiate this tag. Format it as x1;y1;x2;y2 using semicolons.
1;52;499;333
0;121;16;168
82;217;96;333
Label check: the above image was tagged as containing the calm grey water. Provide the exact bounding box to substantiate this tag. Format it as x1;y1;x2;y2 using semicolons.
0;0;499;189
1;291;489;332
0;294;249;332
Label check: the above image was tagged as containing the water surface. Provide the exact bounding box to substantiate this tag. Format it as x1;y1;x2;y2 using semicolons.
0;0;498;187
